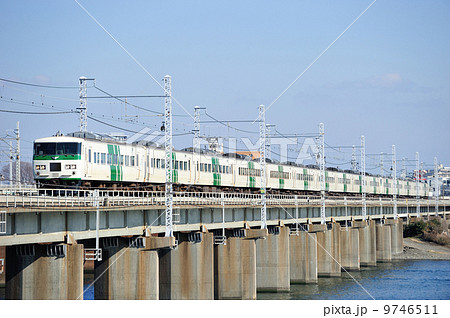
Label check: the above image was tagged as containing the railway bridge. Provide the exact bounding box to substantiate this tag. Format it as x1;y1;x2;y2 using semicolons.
0;186;449;300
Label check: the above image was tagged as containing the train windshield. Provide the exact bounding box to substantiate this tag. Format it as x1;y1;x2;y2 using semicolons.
34;142;81;155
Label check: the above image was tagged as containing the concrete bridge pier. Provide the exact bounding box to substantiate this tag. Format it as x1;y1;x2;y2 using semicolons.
354;220;377;267
339;227;360;271
256;225;290;292
376;223;392;262
94;236;173;300
159;231;214;300
289;230;318;284
6;243;83;300
214;228;267;300
313;222;341;277
385;219;403;255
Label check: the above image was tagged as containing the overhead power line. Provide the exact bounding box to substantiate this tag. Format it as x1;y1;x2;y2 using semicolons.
0;77;79;89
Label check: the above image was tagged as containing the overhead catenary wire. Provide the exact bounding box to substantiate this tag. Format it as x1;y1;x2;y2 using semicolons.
0;77;80;89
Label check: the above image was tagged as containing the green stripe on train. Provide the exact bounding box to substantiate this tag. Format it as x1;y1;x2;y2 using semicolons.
303;168;308;190
212;157;221;186
107;144;123;182
33;155;81;160
278;165;284;189
248;161;255;188
172;152;178;183
343;173;347;193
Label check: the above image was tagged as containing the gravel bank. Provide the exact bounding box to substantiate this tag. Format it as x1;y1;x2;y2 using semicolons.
393;237;450;260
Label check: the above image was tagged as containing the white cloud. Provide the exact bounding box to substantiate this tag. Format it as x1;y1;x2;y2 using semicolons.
367;73;403;88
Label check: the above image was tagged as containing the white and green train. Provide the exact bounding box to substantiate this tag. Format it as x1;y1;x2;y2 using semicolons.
33;132;429;197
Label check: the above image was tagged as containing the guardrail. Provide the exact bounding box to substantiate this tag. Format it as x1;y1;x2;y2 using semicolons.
0;188;448;210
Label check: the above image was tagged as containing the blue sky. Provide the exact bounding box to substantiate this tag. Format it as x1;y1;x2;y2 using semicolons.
0;0;449;173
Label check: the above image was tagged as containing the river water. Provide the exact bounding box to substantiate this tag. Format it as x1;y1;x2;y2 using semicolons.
1;260;449;300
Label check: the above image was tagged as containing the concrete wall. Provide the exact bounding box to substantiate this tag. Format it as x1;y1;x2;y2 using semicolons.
316;223;341;277
159;232;214;300
289;231;317;284
256;226;290;292
385;219;403;255
355;220;377;267
214;236;257;299
339;228;360;271
6;243;83;300
94;238;159;300
376;224;392;262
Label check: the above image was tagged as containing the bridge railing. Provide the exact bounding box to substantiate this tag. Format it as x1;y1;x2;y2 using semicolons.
0;187;448;209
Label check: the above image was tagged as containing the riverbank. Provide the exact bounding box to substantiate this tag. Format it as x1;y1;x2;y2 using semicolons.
393;237;450;260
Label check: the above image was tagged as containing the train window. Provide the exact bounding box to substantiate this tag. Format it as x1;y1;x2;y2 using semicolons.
150;158;154;168
184;162;187;171
88;149;91;163
34;142;56;155
126;155;130;166
93;152;97;164
175;161;178;170
208;164;211;173
101;153;106;164
131;156;135;166
136;155;139;166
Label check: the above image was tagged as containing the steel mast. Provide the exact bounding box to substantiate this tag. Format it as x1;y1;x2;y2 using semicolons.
259;105;267;229
392;145;398;220
319;123;326;224
14;121;20;188
361;135;366;220
434;157;439;216
78;77;95;132
193;105;201;152
351;145;357;171
380;152;384;176
416;152;420;217
164;75;173;237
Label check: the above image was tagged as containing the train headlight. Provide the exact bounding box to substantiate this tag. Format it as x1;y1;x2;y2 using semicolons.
35;165;46;170
65;164;77;170
65;164;71;170
71;164;77;169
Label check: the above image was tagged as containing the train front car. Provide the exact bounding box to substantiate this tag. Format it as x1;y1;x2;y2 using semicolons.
33;136;84;187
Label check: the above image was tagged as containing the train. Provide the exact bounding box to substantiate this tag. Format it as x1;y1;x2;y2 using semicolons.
32;132;429;197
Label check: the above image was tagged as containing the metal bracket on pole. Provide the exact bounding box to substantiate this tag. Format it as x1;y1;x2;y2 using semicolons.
259;105;267;229
164;75;174;237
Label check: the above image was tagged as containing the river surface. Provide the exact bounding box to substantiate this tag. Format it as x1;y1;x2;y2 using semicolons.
1;260;449;300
